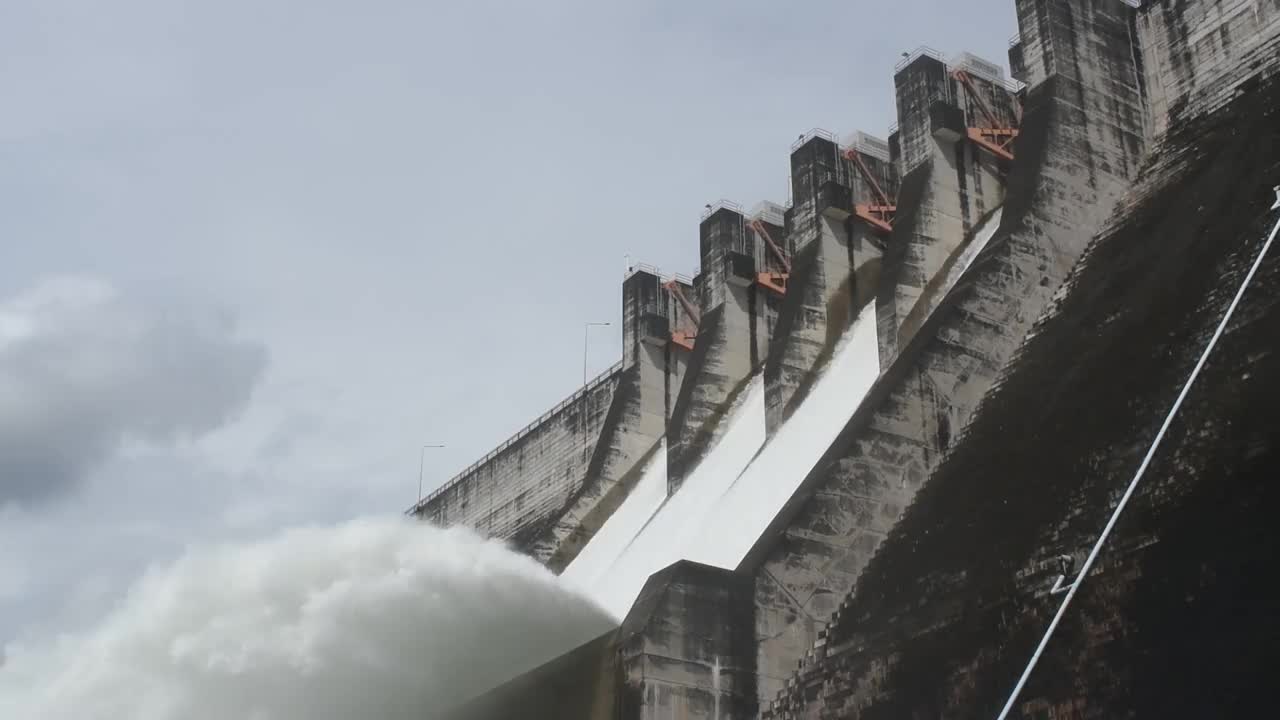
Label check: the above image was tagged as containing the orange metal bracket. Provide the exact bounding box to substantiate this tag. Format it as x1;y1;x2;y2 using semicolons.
854;204;896;234
669;329;695;351
967;127;1016;162
755;272;787;296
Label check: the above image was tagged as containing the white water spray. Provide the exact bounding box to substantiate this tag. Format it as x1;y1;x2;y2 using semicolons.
0;517;613;720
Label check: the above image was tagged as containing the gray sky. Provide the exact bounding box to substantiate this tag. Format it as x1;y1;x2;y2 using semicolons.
0;0;1015;641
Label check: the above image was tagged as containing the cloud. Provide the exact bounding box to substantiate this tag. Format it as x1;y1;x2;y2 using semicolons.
0;517;615;720
0;276;267;506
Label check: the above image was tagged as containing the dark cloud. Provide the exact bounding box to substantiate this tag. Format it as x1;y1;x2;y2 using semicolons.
0;277;267;506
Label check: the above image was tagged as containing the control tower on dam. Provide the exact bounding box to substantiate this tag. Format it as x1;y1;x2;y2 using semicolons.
427;0;1280;717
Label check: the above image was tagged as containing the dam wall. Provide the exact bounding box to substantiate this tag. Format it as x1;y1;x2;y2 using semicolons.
763;65;1280;720
422;1;1280;716
743;0;1147;702
409;365;623;547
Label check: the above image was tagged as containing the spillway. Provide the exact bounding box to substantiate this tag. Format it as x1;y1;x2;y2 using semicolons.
559;442;669;591
567;376;766;619
565;302;879;619
688;302;879;569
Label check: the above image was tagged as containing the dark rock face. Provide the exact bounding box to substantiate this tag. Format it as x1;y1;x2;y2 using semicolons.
764;74;1280;720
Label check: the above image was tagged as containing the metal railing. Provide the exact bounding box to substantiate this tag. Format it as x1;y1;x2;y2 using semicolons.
408;359;625;515
894;45;947;73
701;198;745;221
626;261;664;279
790;127;839;152
626;260;696;288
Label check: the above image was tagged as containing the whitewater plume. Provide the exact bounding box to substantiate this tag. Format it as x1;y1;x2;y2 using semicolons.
0;516;614;720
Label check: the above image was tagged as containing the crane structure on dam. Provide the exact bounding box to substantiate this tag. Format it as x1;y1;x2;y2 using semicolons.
663;277;699;351
844;145;897;234
749;218;791;296
951;67;1020;162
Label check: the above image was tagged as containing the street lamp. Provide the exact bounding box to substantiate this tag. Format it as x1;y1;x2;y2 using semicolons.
584;322;611;384
417;443;446;504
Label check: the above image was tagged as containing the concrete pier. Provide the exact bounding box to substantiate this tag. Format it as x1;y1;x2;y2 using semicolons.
763;131;894;435
877;49;1018;362
665;203;782;492
618;562;756;720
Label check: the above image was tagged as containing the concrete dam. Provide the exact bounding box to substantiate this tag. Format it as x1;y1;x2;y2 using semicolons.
411;1;1280;717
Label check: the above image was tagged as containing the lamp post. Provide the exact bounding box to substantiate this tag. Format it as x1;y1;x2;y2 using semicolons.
583;322;611;385
417;443;446;504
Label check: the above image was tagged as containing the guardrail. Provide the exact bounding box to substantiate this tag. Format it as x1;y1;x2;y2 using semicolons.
627;261;664;279
625;261;697;287
408;359;626;515
701;198;745;221
894;45;947;73
790;127;840;152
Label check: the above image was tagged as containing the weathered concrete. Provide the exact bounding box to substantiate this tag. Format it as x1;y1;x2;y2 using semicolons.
877;50;1017;362
619;561;757;720
410;367;622;548
666;205;781;491
763;133;894;435
743;0;1147;704
1138;0;1280;140
763;69;1280;719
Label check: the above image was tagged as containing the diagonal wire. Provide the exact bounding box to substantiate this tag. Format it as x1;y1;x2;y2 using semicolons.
995;201;1280;720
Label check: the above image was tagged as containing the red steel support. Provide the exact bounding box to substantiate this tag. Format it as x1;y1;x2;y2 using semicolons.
663;279;700;350
951;68;1019;161
844;147;897;234
749;218;790;296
